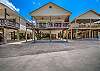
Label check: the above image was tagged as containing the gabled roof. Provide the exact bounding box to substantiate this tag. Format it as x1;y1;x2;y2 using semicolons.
71;10;100;23
29;2;72;16
75;10;100;19
0;3;29;23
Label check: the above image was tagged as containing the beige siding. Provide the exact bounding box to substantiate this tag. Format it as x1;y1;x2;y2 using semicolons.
31;3;70;16
77;11;100;19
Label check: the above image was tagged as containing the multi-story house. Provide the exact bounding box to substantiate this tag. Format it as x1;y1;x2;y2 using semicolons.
0;3;33;44
71;10;100;39
29;2;71;41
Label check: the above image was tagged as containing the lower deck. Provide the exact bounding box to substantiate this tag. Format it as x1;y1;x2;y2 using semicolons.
34;29;100;41
0;27;33;44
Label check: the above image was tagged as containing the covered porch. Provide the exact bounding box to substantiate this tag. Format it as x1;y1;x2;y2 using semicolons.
70;10;100;40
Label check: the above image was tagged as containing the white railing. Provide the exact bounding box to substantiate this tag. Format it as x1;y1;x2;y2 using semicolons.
36;22;70;28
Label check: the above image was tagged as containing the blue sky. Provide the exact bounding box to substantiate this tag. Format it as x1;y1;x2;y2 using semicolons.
11;0;100;21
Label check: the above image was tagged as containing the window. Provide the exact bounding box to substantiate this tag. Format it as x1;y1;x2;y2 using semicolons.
49;6;52;8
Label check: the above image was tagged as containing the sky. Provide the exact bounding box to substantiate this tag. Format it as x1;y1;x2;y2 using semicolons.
0;0;100;21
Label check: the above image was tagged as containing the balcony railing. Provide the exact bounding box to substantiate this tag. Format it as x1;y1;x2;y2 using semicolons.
36;22;70;29
71;23;100;29
0;18;20;29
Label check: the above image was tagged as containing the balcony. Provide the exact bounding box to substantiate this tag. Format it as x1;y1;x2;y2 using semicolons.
0;18;20;29
71;23;100;29
36;22;69;29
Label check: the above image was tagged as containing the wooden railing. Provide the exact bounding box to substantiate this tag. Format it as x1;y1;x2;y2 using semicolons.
36;22;70;28
26;23;33;29
0;18;20;29
71;23;100;29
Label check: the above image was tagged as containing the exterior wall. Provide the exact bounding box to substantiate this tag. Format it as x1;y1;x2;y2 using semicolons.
0;3;20;21
19;18;26;31
30;3;71;40
40;30;61;34
4;28;17;40
0;4;5;18
77;11;100;19
40;30;62;39
31;3;70;16
0;3;33;43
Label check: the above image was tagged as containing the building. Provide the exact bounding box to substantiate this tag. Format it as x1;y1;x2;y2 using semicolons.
29;2;71;41
71;10;100;39
0;3;33;44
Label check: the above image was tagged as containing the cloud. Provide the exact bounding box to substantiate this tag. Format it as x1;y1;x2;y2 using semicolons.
0;0;20;12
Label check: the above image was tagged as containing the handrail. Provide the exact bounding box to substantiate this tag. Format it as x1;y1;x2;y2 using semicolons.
0;18;20;29
71;23;100;29
35;22;70;28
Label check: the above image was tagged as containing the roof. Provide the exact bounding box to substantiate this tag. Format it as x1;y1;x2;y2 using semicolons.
71;10;100;23
0;3;29;23
29;2;72;16
75;10;100;19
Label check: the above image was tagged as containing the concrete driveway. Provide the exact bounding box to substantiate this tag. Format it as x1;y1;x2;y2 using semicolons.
0;40;100;71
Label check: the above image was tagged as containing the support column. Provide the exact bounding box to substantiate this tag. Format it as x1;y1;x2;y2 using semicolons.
53;23;54;28
66;29;68;42
89;30;91;38
32;30;33;41
87;30;89;38
50;30;52;42
92;30;94;39
71;29;73;40
3;28;7;43
25;28;27;42
17;30;20;41
40;31;42;40
90;18;92;39
98;30;100;40
33;29;35;43
85;31;87;39
56;33;58;39
75;19;77;39
13;31;15;40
